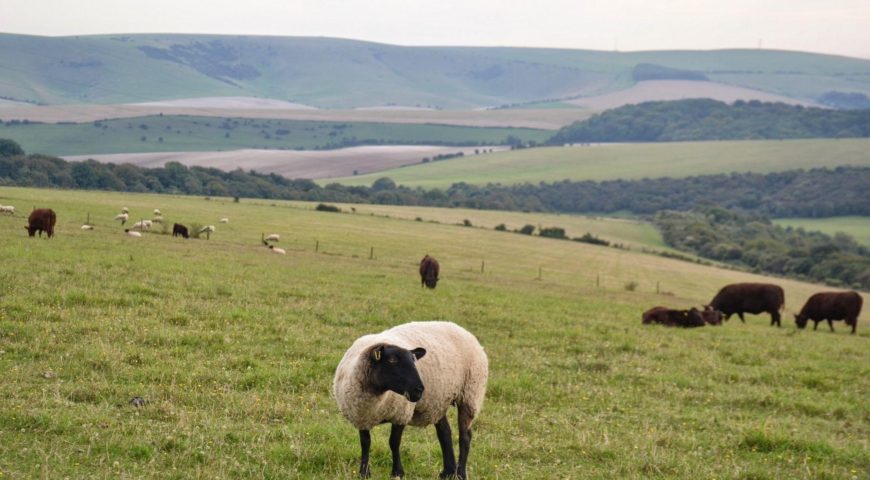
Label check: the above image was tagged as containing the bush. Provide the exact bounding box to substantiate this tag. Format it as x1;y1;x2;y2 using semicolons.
315;203;341;213
624;281;639;292
573;232;610;246
494;223;507;231
539;227;567;239
517;224;535;235
463;219;472;227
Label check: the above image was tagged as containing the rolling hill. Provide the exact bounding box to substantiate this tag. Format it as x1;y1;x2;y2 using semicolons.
2;33;870;109
328;138;870;187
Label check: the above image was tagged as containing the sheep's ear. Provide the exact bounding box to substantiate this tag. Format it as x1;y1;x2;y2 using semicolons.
411;348;426;360
371;346;384;362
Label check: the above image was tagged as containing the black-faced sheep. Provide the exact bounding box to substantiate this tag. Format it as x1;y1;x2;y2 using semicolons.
333;321;488;479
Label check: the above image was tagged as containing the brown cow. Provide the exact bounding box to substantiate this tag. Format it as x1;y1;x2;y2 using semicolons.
642;306;706;328
795;291;863;334
419;255;439;289
708;283;785;326
25;208;56;238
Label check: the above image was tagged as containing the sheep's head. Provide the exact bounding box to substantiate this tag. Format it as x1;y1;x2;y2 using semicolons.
368;344;426;402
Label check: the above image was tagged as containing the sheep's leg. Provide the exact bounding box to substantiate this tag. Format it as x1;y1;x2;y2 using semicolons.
435;416;456;478
389;424;405;478
358;429;371;478
456;406;474;480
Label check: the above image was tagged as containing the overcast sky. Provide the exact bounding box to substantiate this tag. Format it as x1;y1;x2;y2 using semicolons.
2;0;868;59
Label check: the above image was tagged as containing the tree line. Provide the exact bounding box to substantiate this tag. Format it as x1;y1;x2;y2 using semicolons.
655;208;870;290
549;99;870;143
1;142;868;219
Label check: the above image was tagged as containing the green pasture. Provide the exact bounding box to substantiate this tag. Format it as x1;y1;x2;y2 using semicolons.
774;216;870;247
0;186;868;479
330;138;870;188
0;116;550;157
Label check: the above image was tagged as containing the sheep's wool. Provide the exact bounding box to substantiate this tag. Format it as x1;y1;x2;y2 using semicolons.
333;321;488;430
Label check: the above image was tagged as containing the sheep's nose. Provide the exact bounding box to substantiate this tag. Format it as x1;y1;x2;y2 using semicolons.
408;386;425;402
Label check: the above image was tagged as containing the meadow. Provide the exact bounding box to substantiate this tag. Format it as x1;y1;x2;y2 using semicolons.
774;217;870;247
330;138;870;187
1;116;550;157
0;186;868;479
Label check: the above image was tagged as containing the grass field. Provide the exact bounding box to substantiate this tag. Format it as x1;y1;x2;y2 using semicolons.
1;186;869;479
1;116;551;157
774;217;870;247
330;138;870;187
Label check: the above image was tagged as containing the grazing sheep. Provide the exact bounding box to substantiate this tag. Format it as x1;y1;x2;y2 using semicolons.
220;217;229;223
269;245;286;255
124;229;142;237
114;213;129;225
199;225;215;234
81;224;94;230
334;321;488;479
264;233;280;243
0;205;15;215
172;223;189;238
131;219;153;230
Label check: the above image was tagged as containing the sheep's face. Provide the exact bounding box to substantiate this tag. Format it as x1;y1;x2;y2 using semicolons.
369;344;427;402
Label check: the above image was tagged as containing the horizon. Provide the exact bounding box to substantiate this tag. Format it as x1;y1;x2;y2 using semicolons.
1;0;868;60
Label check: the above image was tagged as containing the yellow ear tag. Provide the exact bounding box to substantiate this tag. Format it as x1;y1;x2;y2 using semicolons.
373;350;381;361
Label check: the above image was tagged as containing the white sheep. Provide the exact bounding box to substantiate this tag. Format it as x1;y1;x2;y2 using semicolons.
124;229;141;237
199;225;215;234
268;245;286;255
121;207;129;214
131;219;152;230
114;213;129;225
81;224;94;230
333;321;488;479
219;217;229;224
153;208;162;216
264;233;280;243
0;205;15;215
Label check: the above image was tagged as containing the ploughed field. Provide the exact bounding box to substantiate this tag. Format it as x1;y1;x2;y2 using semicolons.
0;187;868;479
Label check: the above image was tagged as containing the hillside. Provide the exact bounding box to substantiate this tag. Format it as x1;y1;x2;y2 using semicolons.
0;186;868;478
330;138;870;187
2;33;870;108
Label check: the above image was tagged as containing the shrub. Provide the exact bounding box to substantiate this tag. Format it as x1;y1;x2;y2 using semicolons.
517;224;535;235
315;203;341;213
624;281;639;291
463;219;472;227
573;232;610;246
494;223;507;231
539;227;567;239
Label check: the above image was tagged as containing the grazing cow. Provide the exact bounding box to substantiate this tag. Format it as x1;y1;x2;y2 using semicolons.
795;291;863;335
172;223;189;239
419;255;440;289
25;208;56;238
708;283;785;326
642;306;706;328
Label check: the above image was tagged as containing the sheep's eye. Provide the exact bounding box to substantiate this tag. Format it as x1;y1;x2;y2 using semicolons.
387;356;398;364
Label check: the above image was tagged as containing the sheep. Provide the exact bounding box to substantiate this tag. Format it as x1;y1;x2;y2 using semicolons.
333;321;488;479
124;229;141;237
264;233;280;243
121;207;129;214
153;208;162;216
114;213;129;225
81;224;94;230
199;225;215;234
220;217;229;224
0;205;15;215
268;245;286;255
131;219;152;230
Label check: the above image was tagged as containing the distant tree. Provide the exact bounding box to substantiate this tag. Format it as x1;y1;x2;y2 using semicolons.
371;177;397;192
0;138;24;157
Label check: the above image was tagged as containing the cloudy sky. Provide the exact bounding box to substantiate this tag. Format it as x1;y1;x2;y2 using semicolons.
2;0;868;59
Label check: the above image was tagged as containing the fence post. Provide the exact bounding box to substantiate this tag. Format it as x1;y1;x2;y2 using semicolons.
537;266;542;280
315;240;319;253
370;247;374;260
656;281;660;294
481;260;485;274
596;274;600;288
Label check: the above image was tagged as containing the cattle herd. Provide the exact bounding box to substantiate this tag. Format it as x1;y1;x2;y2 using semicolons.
644;282;863;334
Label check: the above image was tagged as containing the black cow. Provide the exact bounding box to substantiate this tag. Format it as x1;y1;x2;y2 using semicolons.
172;223;189;239
795;291;863;334
25;208;56;238
419;255;439;289
708;283;785;326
